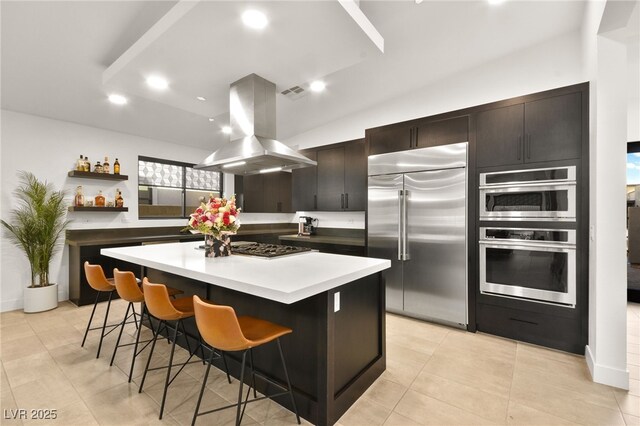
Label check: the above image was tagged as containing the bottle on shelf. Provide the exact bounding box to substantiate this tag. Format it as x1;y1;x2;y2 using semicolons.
95;190;105;207
113;158;120;175
74;186;85;207
83;157;90;172
103;156;110;174
94;161;103;174
115;189;124;208
76;155;84;171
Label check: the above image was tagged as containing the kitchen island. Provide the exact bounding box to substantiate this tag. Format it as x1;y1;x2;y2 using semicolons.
102;241;390;426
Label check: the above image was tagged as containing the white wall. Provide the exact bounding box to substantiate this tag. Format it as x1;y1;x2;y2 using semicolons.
628;39;640;141
0;110;212;311
284;31;584;149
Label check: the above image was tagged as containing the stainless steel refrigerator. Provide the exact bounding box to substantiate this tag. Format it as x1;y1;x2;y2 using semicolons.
368;142;467;327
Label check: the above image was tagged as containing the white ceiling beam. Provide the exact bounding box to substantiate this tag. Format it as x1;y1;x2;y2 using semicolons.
102;0;201;85
337;0;384;53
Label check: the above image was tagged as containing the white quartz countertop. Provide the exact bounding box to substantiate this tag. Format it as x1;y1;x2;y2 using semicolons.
101;242;390;304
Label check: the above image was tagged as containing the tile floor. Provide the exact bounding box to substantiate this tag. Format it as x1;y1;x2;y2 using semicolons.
0;300;638;426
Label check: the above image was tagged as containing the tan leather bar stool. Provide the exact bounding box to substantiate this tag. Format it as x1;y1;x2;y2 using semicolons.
81;262;119;358
109;269;184;381
139;278;227;420
191;295;300;426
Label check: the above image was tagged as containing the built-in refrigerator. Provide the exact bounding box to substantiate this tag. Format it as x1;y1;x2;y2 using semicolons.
367;142;467;327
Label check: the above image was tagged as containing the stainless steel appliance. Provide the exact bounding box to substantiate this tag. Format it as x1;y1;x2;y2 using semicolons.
479;166;576;221
479;227;576;307
231;242;313;258
368;142;467;327
298;216;318;236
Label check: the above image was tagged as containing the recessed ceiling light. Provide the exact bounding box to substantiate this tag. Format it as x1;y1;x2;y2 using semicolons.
108;94;127;105
488;0;506;4
146;75;169;90
310;81;326;92
242;10;268;30
208;117;215;122
222;126;232;134
197;96;206;101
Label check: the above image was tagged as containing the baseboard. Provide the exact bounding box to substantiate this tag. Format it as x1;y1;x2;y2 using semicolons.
585;345;630;389
0;291;69;313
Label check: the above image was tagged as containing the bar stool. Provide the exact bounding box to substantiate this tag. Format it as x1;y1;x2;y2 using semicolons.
191;295;300;426
81;261;119;358
139;278;225;420
109;269;184;382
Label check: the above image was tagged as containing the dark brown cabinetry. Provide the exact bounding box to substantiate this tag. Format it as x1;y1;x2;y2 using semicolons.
235;172;292;213
476;92;582;168
292;139;366;211
368;116;469;156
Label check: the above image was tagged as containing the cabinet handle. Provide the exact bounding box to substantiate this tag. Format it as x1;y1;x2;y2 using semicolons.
345;193;349;209
414;127;418;147
527;134;531;159
341;194;345;209
409;128;413;148
517;136;522;160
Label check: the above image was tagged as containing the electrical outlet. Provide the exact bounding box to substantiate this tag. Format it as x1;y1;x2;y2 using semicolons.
334;292;340;312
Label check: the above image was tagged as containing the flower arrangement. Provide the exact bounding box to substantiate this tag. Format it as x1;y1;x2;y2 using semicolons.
187;194;241;237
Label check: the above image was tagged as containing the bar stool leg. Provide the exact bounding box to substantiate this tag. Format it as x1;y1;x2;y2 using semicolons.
96;291;114;358
110;302;132;366
139;318;162;393
191;350;215;426
222;352;232;384
277;338;300;424
81;291;101;348
249;348;257;398
235;350;248;426
159;320;180;420
131;303;139;330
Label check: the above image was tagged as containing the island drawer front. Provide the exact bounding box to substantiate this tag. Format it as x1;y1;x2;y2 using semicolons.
476;303;584;354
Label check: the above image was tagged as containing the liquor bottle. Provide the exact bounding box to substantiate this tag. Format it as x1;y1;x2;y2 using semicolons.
103;156;110;174
84;157;90;172
95;190;105;207
113;158;120;175
115;189;124;208
74;186;85;207
76;155;84;171
94;161;103;174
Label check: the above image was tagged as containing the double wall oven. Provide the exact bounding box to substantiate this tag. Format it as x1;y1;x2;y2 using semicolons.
479;166;577;308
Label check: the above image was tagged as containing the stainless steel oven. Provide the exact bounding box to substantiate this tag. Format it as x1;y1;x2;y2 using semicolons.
479;166;576;221
479;227;576;307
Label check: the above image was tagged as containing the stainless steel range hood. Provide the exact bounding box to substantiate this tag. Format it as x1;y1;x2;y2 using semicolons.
195;74;316;175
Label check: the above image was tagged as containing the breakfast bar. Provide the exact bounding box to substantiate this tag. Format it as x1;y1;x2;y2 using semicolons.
102;241;390;426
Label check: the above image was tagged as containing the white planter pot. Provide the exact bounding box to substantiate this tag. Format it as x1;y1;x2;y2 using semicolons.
23;283;58;313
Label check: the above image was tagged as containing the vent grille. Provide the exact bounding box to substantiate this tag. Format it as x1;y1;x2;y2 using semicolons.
280;85;307;100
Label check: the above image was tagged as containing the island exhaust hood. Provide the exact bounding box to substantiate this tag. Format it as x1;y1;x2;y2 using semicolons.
195;74;316;175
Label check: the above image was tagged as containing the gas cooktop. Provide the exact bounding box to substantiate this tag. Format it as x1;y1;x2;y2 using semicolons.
231;242;313;259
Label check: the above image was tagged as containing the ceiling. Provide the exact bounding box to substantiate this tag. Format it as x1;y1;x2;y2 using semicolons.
1;1;586;152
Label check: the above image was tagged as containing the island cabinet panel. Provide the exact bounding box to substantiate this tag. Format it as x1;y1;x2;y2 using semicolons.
415;115;470;149
476;91;582;168
235;172;292;213
292;150;317;211
142;268;386;426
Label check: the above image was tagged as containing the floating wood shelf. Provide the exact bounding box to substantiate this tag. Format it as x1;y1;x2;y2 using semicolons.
68;206;128;212
68;170;128;180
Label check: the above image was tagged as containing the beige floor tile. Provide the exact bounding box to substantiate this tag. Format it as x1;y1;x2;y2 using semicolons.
144;372;201;415
439;330;517;362
506;401;580;425
628;379;640;397
629;344;640;355
629;352;640;367
363;377;407;410
380;357;425;388
516;342;587;375
0;335;47;363
630;333;640;345
615;391;640;417
0;322;35;344
11;370;83;411
0;310;28;326
410;371;509;423
25;312;74;334
394;389;499;425
383;412;422;426
510;368;625;425
386;314;450;345
83;381;178;425
34;325;84;350
623;413;640;426
263;414;314;426
338;395;392;426
2;352;64;388
386;341;432;365
630;365;640;381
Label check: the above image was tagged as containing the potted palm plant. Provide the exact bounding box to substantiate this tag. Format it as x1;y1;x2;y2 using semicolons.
1;171;70;312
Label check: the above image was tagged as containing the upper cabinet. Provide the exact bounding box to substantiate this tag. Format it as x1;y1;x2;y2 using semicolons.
476;92;582;168
292;139;366;212
235;172;292;213
368;116;469;156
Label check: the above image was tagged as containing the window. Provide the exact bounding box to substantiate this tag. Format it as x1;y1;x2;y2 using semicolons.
138;156;222;219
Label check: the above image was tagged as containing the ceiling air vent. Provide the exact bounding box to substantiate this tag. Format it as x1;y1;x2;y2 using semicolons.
280;85;307;101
